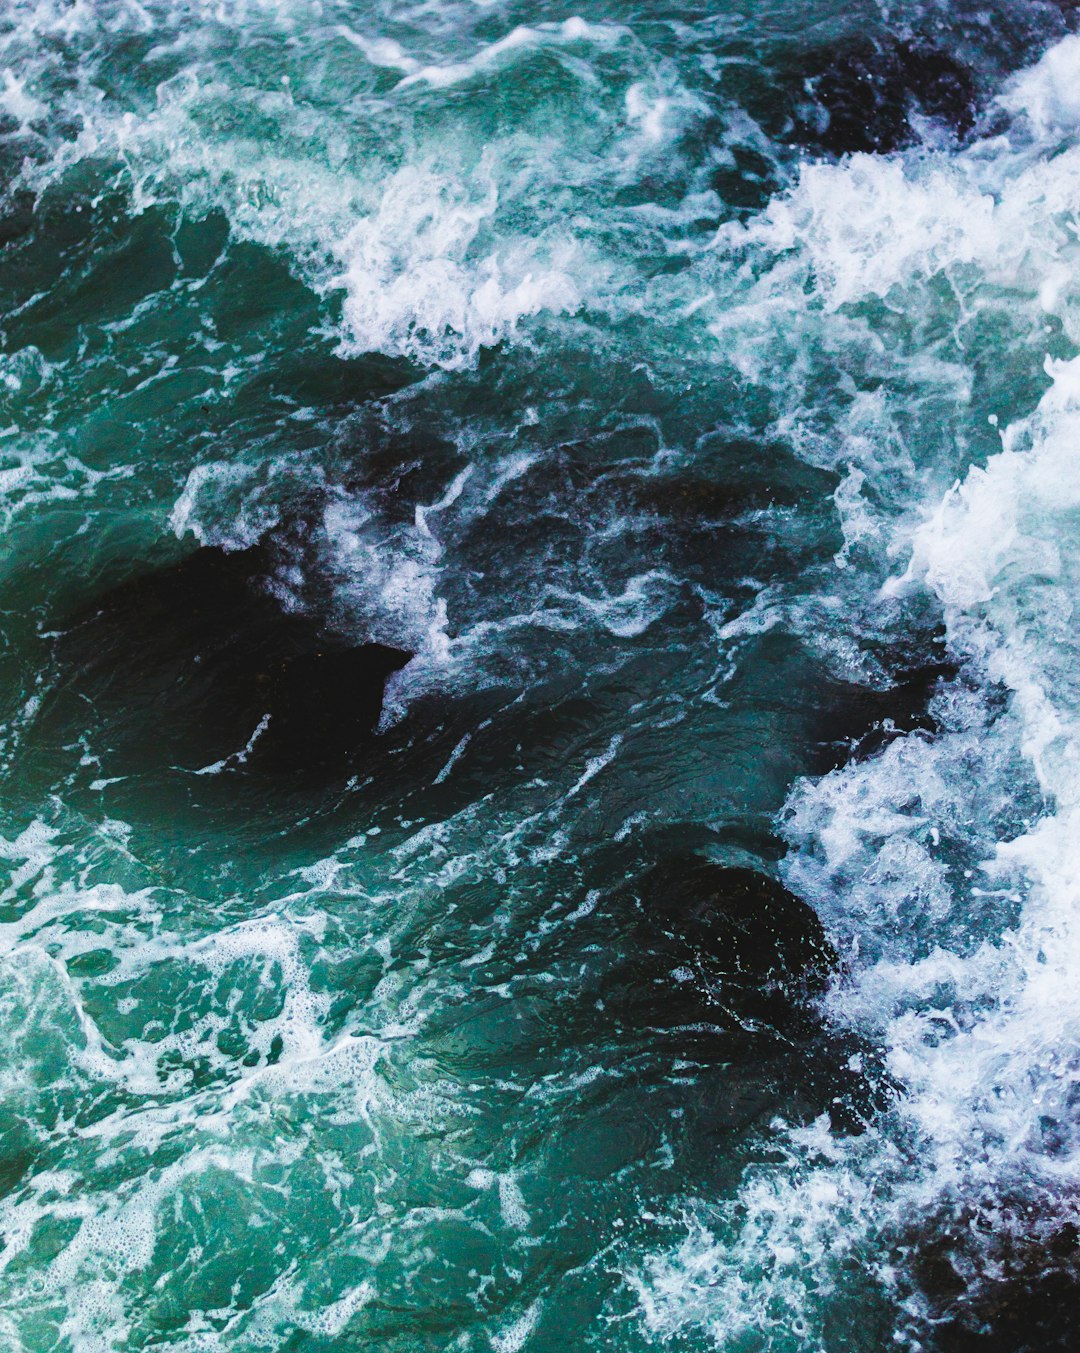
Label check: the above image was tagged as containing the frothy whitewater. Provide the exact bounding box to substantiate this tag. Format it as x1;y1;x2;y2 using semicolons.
2;1;1080;1349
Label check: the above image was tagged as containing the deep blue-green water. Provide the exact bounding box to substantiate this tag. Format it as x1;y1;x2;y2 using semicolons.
3;1;1080;1348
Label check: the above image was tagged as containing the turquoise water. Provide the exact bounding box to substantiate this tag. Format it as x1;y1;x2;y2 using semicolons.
3;1;1080;1348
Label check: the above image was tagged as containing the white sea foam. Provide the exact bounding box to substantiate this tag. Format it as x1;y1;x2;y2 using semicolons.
0;0;740;388
635;27;1080;1349
999;32;1080;135
0;427;127;537
330;158;585;370
395;17;627;90
0;1;655;373
0;809;450;1346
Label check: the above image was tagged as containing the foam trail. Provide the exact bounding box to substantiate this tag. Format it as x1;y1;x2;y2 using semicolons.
396;17;628;90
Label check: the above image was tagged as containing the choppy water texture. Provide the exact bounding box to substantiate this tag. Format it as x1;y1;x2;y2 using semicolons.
3;0;1080;1348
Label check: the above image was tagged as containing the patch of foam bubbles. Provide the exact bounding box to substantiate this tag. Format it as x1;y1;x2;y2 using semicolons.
695;34;1080;594
331;157;586;370
0;804;452;1348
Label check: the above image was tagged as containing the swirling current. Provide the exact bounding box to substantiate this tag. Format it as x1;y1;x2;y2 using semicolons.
3;0;1080;1349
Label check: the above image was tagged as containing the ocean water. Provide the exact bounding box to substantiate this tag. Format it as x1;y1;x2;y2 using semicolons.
2;0;1080;1349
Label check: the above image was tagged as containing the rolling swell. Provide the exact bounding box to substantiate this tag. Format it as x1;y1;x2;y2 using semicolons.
0;0;1078;1350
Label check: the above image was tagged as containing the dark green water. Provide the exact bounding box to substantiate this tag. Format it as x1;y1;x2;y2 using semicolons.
4;1;1080;1349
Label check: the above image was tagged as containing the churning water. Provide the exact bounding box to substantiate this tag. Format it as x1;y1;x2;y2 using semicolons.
2;0;1080;1348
